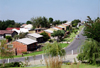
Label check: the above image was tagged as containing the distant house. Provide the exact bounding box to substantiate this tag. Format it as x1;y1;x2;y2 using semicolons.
55;26;64;30
11;38;37;55
27;33;43;43
44;29;53;37
21;24;33;30
0;30;18;38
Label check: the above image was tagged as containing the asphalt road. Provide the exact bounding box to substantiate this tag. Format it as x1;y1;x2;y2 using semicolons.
0;28;86;63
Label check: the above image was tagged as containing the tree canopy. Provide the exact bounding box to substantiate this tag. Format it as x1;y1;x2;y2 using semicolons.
51;30;65;42
83;16;100;42
71;19;81;27
43;42;66;57
0;20;21;30
77;39;100;64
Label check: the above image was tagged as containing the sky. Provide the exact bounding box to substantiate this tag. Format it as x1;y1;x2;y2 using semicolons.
0;0;100;23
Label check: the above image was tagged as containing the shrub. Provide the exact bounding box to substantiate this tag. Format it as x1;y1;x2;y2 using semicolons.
0;62;20;68
22;52;28;54
40;31;50;41
5;36;12;42
48;39;53;42
65;62;71;65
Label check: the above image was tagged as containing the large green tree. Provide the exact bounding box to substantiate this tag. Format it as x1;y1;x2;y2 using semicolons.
71;19;81;27
31;16;50;28
0;40;14;67
51;30;65;42
26;21;32;24
43;42;66;57
77;39;100;64
83;16;100;42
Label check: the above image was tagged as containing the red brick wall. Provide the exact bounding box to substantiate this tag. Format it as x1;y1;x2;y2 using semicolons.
12;41;27;55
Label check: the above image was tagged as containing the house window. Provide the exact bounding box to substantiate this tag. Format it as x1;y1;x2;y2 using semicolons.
7;45;13;48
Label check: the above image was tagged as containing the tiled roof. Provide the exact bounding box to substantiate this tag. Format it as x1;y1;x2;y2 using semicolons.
0;30;13;34
6;28;20;30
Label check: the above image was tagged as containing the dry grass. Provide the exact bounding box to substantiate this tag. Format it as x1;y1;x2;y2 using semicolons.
45;56;62;68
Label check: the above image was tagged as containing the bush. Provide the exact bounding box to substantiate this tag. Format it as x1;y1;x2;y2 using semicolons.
48;39;53;42
5;36;12;42
65;62;71;65
0;62;20;68
40;31;50;41
22;52;28;54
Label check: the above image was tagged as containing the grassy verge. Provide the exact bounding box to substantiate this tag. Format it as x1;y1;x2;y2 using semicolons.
60;43;69;48
10;64;100;68
63;25;84;43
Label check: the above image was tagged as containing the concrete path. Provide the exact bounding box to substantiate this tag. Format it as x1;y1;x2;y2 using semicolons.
25;54;78;65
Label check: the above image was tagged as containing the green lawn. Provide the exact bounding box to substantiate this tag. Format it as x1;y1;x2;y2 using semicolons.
0;51;44;59
10;64;100;68
60;43;69;48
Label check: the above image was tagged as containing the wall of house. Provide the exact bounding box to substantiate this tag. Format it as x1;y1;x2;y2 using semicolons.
12;41;27;55
27;43;37;51
37;37;43;43
45;32;51;37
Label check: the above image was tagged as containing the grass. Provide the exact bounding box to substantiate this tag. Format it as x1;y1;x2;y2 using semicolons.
60;43;69;48
10;64;100;68
0;51;44;59
14;51;44;58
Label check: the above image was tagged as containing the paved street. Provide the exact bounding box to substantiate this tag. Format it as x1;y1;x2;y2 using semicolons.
0;28;86;64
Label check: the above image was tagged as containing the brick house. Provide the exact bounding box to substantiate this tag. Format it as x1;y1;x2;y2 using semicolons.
11;38;37;55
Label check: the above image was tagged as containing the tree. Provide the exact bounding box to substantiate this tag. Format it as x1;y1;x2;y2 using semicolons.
71;19;81;27
83;16;100;42
26;21;32;24
51;30;65;42
40;31;50;41
31;16;50;28
43;42;66;57
49;17;53;23
18;33;28;39
77;39;100;64
0;40;14;67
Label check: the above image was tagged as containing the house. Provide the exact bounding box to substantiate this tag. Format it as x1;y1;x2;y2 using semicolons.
55;26;64;30
52;27;60;30
44;29;53;37
11;38;37;55
34;28;46;33
58;25;67;30
27;33;43;43
21;24;33;30
0;30;18;38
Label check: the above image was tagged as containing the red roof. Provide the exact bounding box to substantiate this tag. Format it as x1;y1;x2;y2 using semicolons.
0;30;14;34
6;28;20;31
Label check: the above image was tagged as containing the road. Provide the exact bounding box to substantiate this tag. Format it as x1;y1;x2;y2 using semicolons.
0;28;86;63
